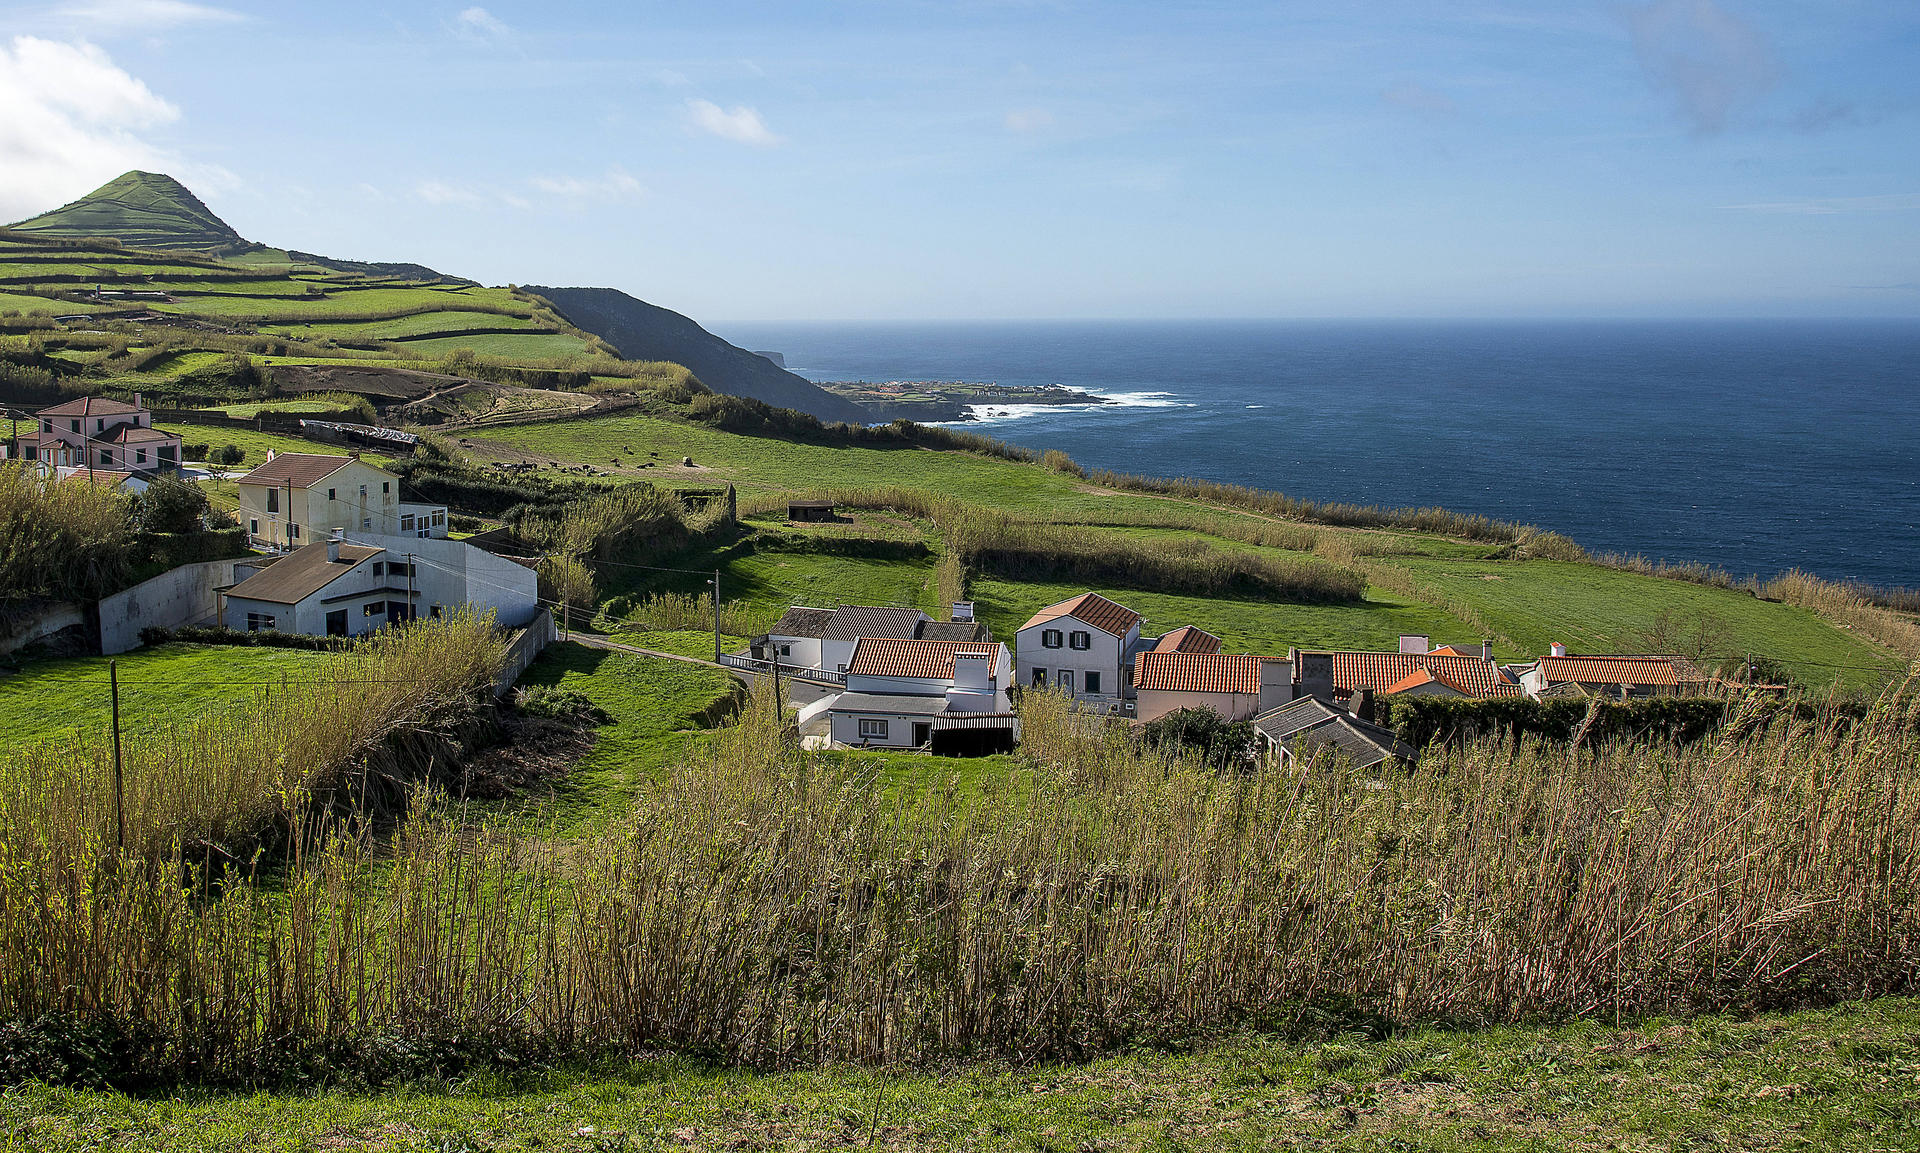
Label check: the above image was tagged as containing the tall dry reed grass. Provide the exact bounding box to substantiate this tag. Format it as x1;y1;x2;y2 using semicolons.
0;461;131;605
4;670;1916;1083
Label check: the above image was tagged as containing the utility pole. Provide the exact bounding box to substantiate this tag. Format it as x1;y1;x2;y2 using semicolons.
109;660;125;852
712;568;722;661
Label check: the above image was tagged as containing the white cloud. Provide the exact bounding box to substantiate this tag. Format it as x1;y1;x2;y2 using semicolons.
55;0;242;30
0;36;181;221
687;99;780;146
454;6;511;42
413;180;486;208
530;168;645;201
1624;0;1778;135
1004;107;1053;133
1720;193;1920;215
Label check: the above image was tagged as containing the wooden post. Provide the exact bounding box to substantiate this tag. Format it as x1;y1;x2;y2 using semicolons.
109;660;125;852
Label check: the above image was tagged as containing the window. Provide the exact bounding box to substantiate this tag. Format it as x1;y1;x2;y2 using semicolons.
371;561;384;576
69;419;80;433
1069;631;1091;650
245;612;277;632
1041;628;1063;648
389;562;413;578
1085;671;1102;695
778;644;792;657
858;718;889;739
135;449;147;464
382;482;390;495
98;449;112;465
364;602;386;617
327;488;336;501
431;511;444;526
249;519;259;534
40;419;50;433
325;609;348;636
95;419;104;432
428;605;443;619
288;523;299;539
266;489;279;513
1057;670;1075;694
400;514;415;531
1031;667;1048;688
361;517;372;529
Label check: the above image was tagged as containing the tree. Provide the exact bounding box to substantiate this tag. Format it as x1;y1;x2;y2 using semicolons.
1140;708;1257;769
205;444;244;478
133;475;210;535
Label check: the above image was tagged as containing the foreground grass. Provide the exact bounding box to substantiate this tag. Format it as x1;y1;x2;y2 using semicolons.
0;642;332;746
5;998;1916;1151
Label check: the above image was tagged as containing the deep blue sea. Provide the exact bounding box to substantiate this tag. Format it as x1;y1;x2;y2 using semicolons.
720;321;1920;588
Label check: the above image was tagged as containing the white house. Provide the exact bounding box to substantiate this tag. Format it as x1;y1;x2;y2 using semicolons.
1132;651;1293;723
826;637;1013;749
1513;645;1706;699
756;604;931;675
235;451;448;551
220;530;538;637
1014;592;1144;709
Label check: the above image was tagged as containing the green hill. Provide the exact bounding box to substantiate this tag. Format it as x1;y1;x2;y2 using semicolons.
9;171;246;253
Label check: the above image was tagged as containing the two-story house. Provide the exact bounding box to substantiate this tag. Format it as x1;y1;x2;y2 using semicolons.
14;395;181;474
235;451;447;550
1014;592;1144;710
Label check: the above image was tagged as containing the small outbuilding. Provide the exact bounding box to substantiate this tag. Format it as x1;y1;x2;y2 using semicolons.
788;499;837;523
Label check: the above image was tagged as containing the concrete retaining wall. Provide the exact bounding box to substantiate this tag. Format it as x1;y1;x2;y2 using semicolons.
0;602;86;657
493;609;555;698
99;559;245;655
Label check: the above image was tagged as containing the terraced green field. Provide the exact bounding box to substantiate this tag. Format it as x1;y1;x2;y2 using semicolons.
266;309;544;341
393;331;595;357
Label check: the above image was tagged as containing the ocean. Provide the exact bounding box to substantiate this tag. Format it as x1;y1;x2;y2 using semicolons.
720;320;1920;588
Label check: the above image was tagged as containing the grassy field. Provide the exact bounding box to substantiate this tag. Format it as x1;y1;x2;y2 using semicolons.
5;997;1915;1151
0;643;333;747
154;423;402;471
266;310;547;340
393;331;596;358
512;638;741;829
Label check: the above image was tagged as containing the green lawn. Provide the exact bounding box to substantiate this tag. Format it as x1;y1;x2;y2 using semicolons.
512;638;741;830
392;331;595;358
0;643;332;749
1394;556;1904;690
6;997;1916;1151
265;310;544;341
599;537;943;621
156;424;402;472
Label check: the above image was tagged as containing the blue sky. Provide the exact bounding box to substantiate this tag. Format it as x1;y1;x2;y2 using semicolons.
1;0;1917;320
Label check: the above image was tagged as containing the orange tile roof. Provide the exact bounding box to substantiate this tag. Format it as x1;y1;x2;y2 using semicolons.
849;638;1003;680
1380;667;1478;696
1537;655;1684;687
1324;651;1519;698
1134;652;1268;694
1153;625;1222;654
61;468;134;487
1019;592;1141;637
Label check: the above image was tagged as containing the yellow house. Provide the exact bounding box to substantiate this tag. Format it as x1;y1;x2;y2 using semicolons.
235;451;447;549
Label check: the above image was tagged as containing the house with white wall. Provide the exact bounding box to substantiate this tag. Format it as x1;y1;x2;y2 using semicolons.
220;530;537;637
825;637;1013;748
756;604;931;675
1014;592;1144;710
1132;651;1294;723
1512;644;1706;699
235;451;447;551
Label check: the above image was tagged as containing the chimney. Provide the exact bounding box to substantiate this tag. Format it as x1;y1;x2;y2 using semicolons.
326;528;343;563
267;449;277;462
1481;638;1494;661
132;391;141;410
1399;634;1430;655
1349;687;1376;723
1550;642;1567;658
951;601;975;622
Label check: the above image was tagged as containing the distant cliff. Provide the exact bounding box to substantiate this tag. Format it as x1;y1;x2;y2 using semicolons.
525;287;868;424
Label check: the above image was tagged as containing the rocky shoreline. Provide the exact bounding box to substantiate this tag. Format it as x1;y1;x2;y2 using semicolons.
820;380;1112;422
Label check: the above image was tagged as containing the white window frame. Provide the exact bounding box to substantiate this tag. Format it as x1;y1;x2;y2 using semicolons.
1069;631;1091;650
1041;628;1063;648
858;717;888;739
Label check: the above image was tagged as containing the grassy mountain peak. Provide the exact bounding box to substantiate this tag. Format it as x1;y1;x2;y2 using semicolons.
9;170;245;253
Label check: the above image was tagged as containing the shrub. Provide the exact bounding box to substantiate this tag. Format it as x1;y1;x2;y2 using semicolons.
1139;706;1257;768
514;685;611;723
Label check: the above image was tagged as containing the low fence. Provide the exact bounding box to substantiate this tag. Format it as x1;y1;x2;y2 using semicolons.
718;651;847;686
493;609;556;698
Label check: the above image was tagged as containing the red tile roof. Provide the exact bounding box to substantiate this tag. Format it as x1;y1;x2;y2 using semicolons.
1324;651;1520;698
38;396;143;418
1380;667;1477;696
103;424;178;444
1019;592;1141;637
61;468;134;487
237;452;363;490
849;638;1003;680
1153;625;1222;654
1134;652;1269;694
1538;655;1687;688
